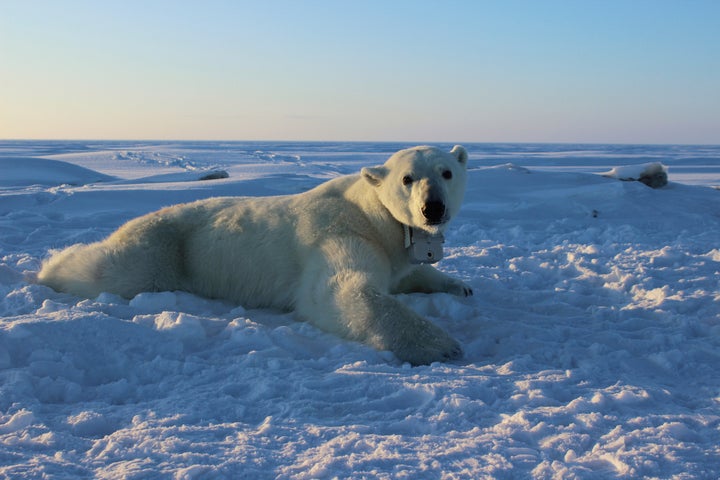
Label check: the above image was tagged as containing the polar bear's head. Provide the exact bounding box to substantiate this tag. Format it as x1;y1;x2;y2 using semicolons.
362;145;468;234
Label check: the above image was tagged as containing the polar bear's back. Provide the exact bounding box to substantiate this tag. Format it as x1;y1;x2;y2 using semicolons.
182;195;306;309
183;176;382;308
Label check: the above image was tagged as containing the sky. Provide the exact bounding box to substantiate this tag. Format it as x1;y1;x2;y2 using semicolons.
1;0;719;144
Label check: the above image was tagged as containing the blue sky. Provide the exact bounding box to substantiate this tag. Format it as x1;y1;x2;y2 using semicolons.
1;0;719;143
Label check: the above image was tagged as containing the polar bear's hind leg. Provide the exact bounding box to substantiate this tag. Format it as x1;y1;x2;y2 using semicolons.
38;213;189;299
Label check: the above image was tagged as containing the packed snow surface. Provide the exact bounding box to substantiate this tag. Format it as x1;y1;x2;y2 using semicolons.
1;141;719;479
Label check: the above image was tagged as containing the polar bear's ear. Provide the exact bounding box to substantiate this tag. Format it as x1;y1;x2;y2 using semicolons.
450;145;468;166
361;166;387;187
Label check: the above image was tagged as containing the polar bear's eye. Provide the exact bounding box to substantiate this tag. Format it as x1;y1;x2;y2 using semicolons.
402;175;414;186
442;170;453;180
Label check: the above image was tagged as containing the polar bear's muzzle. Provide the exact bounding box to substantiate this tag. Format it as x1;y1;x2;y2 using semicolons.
422;200;446;225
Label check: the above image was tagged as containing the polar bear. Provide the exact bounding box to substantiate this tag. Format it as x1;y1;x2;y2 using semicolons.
38;145;472;365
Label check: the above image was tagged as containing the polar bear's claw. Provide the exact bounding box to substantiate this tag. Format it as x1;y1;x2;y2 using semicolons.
444;343;464;362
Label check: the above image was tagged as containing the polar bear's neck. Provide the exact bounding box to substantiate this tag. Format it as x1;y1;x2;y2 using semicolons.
345;176;406;258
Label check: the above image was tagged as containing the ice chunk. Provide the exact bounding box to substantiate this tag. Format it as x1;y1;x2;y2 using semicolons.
601;162;668;188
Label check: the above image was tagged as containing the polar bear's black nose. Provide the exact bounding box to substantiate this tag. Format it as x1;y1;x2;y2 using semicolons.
422;201;445;224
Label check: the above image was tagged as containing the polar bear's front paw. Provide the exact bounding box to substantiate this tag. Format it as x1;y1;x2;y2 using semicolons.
446;278;473;297
394;329;463;366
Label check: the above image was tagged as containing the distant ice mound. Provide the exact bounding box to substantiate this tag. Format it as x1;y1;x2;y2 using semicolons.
0;157;229;188
115;169;230;184
601;162;668;188
0;157;115;187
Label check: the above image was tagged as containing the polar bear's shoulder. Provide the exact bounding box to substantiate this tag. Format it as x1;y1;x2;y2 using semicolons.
303;174;361;198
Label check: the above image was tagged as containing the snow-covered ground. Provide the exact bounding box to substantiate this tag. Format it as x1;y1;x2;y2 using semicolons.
1;141;719;479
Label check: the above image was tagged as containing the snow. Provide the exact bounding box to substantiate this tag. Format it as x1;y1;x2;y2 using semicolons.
1;141;719;478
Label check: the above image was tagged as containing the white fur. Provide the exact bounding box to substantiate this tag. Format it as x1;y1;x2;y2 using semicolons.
38;146;472;365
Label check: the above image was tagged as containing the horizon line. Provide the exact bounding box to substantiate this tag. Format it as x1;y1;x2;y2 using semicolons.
2;138;719;147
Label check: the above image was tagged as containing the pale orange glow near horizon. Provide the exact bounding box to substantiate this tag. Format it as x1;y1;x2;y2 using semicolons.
2;0;719;144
